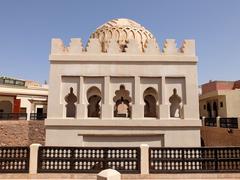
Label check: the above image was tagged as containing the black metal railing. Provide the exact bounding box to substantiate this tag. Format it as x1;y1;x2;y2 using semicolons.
0;77;25;87
37;146;140;173
149;147;240;173
0;147;30;173
30;113;47;120
0;113;27;120
204;118;217;127
220;118;238;129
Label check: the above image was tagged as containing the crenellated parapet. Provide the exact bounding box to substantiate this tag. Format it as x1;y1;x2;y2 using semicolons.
68;38;84;54
125;39;142;54
144;39;160;54
85;38;101;53
163;39;178;54
180;40;196;55
51;39;66;54
108;40;121;53
51;38;84;54
50;38;196;56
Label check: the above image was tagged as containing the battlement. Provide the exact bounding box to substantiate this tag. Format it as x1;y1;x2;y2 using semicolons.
51;38;196;56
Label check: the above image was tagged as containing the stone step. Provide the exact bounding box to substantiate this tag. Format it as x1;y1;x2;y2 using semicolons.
1;173;240;180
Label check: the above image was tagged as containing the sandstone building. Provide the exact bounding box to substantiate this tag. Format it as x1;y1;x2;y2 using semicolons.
45;18;201;147
200;80;240;118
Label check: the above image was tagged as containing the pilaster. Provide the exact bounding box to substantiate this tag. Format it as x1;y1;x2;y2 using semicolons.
140;144;149;174
29;144;42;174
132;76;144;119
102;76;113;119
76;76;87;119
159;76;169;119
183;75;199;119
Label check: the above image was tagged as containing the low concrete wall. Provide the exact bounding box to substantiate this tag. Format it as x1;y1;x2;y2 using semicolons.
1;120;240;147
201;126;240;146
0;120;45;146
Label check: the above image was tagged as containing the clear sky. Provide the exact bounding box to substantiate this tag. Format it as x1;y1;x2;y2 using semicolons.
0;0;239;85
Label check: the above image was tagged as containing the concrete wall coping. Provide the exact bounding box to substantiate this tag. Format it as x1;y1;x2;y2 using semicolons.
45;119;202;127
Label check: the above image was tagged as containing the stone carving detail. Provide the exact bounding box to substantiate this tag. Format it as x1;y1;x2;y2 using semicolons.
65;87;77;118
118;40;128;52
68;38;84;54
180;40;196;55
51;39;66;54
50;37;196;55
163;39;178;54
144;39;160;54
125;39;142;54
113;85;132;117
86;38;102;53
90;18;154;53
108;40;121;53
169;88;182;118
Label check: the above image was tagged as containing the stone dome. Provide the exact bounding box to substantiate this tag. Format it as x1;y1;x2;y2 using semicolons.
90;18;155;52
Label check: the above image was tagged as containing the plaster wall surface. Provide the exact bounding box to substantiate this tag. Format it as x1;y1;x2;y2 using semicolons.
0;86;48;96
225;90;240;117
45;124;200;147
47;62;199;120
199;90;240;118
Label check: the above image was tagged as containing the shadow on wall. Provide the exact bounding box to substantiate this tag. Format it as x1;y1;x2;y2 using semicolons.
0;101;12;113
65;87;77;118
169;88;182;118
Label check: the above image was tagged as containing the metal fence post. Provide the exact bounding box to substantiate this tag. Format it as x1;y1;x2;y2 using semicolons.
29;143;42;174
202;116;205;126
216;116;221;128
238;116;240;129
214;148;218;171
140;144;149;174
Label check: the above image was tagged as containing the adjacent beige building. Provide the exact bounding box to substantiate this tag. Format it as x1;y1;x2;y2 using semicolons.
0;77;48;120
45;18;201;147
199;80;240;118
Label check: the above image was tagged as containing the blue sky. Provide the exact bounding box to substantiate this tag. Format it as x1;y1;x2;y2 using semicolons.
0;0;239;85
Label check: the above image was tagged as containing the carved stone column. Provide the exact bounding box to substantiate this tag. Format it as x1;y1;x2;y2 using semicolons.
132;76;144;119
159;76;169;119
183;76;199;120
76;76;87;119
101;76;113;119
47;74;64;119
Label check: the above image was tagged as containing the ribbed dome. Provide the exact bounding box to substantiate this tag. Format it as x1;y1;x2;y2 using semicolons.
90;18;155;52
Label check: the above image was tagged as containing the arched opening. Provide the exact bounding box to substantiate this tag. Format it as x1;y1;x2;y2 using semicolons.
143;87;158;118
87;86;101;118
0;100;12;113
213;101;218;118
65;87;77;118
169;88;182;118
207;102;212;118
113;85;132;117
